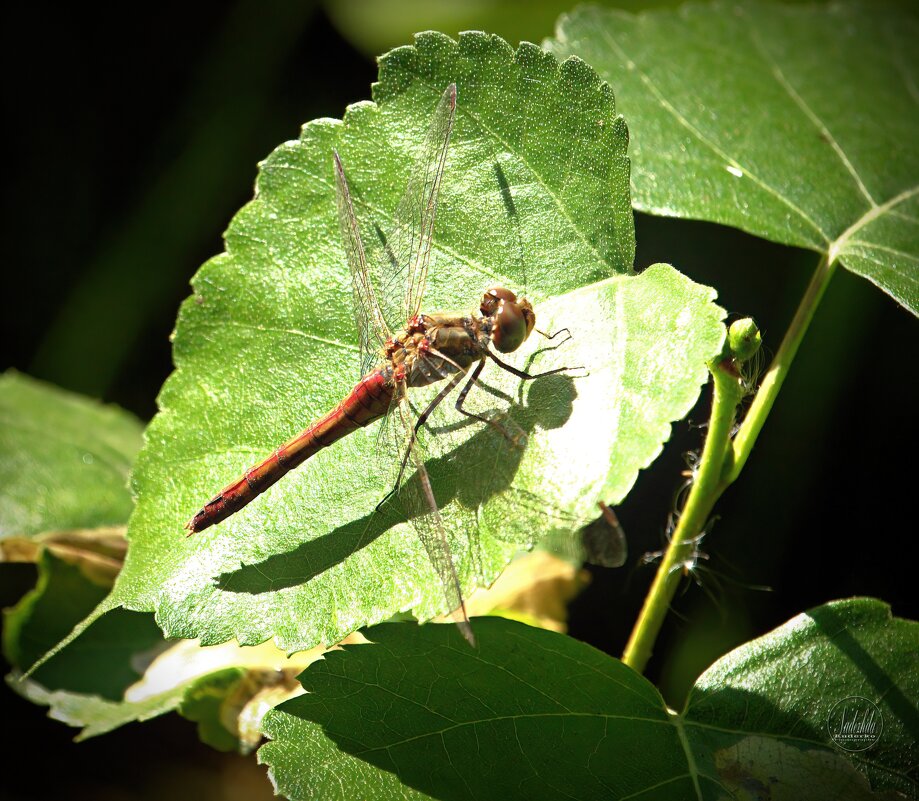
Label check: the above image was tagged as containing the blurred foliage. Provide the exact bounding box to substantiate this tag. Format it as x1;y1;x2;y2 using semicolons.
0;372;141;540
322;0;914;58
324;0;674;56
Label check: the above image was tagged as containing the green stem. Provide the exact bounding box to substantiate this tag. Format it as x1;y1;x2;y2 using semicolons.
622;360;743;673
726;253;837;482
621;252;838;674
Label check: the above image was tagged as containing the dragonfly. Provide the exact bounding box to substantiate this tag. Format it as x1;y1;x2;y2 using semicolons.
186;84;579;645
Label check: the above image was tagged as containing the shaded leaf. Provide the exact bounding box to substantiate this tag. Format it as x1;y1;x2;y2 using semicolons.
4;519;322;748
179;668;250;752
9;670;194;742
180;664;308;754
686;597;919;797
261;599;917;800
3;548;162;698
10;621;330;743
550;2;919;314
1;526;127;581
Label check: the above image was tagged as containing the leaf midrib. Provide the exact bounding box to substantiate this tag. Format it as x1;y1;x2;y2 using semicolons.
747;20;878;210
829;184;919;264
595;20;831;247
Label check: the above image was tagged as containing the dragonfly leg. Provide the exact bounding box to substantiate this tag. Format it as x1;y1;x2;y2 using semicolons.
486;349;577;380
535;326;572;344
453;359;522;445
375;372;465;512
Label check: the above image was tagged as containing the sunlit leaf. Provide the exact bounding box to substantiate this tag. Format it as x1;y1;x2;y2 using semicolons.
79;32;727;658
551;2;919;314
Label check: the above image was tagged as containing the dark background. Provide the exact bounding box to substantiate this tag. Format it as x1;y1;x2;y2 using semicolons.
2;2;916;799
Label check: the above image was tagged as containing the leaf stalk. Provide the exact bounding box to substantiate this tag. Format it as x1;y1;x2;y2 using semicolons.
622;358;743;672
727;253;837;481
622;252;838;673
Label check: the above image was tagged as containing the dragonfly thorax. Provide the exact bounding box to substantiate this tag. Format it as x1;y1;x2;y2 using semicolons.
480;287;535;354
385;314;482;389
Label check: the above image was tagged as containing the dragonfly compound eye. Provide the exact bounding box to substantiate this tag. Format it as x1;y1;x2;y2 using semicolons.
480;286;518;316
491;295;535;354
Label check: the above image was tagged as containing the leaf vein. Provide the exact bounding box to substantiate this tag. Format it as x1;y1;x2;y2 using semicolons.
618;773;692;800
192;318;360;354
829;184;919;263
845;240;919;264
747;23;877;208
353;710;675;757
600;26;831;247
673;715;704;800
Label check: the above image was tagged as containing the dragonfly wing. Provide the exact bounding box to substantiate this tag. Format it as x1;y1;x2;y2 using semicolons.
389;387;474;646
378;84;457;329
493;488;627;568
334;150;390;376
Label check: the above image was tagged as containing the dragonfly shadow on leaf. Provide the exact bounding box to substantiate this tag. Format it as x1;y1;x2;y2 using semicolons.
213;373;577;596
410;372;579;580
422;373;576;508
213;501;402;595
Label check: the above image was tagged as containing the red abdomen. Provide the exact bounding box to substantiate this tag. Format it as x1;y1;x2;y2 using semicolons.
186;370;392;533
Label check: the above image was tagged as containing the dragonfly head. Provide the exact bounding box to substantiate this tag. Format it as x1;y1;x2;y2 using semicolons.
480;287;535;353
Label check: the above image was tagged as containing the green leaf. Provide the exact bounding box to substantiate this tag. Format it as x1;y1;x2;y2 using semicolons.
180;666;306;754
260;599;918;800
0;373;174;732
6;574;184;742
109;32;724;655
686;598;919;797
0;371;142;540
550;2;919;315
10;597;320;742
261;618;670;801
9;671;194;742
179;668;250;752
3;549;162;698
4;546;178;738
0;375;307;745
